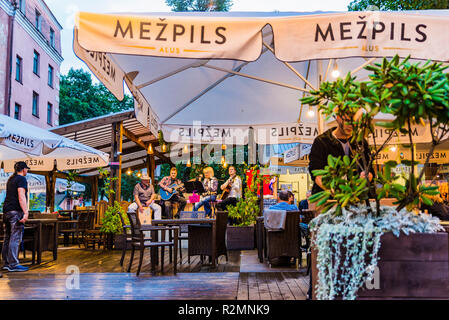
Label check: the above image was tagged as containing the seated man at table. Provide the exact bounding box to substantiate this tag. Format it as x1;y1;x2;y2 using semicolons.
128;174;162;220
269;190;298;211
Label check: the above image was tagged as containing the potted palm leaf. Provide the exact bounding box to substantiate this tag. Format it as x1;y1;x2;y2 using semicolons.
301;55;449;300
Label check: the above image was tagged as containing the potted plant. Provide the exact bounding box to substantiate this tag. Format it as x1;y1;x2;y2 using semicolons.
97;168;129;250
225;165;261;250
100;200;128;250
301;55;449;300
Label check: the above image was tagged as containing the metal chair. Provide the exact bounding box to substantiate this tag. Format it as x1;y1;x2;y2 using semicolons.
126;211;179;276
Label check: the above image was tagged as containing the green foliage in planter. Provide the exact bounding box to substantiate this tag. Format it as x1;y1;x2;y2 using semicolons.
227;165;261;226
309;154;369;216
302;55;449;214
227;189;259;226
100;201;127;234
301;54;449;300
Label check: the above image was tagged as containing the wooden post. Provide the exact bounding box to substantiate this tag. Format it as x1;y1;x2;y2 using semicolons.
111;122;123;203
45;170;56;212
147;154;156;187
92;176;98;206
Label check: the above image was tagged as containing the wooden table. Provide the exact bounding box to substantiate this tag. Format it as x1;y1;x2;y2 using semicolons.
26;218;58;264
152;218;217;267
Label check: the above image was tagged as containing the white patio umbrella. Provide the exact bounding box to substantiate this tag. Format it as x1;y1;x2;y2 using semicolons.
73;10;449;147
0;172;86;193
0;115;109;172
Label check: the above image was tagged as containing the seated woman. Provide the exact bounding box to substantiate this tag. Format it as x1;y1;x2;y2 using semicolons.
193;167;218;217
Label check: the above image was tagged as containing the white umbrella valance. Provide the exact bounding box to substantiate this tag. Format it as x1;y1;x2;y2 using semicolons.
0;115;109;172
0;173;86;193
75;11;449;62
73;10;449;145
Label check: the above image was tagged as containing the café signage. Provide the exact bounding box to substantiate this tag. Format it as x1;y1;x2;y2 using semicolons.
2;158;54;172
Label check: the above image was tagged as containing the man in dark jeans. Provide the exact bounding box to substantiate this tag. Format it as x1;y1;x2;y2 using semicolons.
2;161;30;272
307;114;373;299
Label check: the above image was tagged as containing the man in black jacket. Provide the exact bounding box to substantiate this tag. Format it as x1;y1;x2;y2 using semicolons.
309;115;373;195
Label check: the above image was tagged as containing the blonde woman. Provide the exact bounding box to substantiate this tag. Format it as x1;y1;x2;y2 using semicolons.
193;167;218;217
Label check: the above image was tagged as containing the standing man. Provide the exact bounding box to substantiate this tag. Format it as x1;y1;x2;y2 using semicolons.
128;174;162;220
193;167;218;217
159;167;187;218
2;161;31;272
217;166;242;211
307;114;373;299
309;115;373;196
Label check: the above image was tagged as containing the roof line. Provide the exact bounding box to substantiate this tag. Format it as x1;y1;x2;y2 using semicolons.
50;109;136;135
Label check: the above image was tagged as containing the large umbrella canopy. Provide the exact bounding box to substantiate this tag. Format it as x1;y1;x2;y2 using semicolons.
0;115;109;172
73;10;449;146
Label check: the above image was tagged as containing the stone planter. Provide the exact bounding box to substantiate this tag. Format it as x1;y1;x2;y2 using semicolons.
312;232;449;299
226;225;255;250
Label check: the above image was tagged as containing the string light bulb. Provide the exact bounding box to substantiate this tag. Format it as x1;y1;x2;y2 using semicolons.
126;168;132;175
186;159;191;167
223;161;228;169
147;143;154;154
162;143;167;153
390;145;397;152
221;144;227;150
331;61;341;78
307;108;315;118
137;171;142;178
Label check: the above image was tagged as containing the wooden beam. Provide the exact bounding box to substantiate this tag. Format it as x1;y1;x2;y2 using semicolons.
92;176;98;206
110;122;123;203
45;171;55;212
50;110;134;135
122;126;172;164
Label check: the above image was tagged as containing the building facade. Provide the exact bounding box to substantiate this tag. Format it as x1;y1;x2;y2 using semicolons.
0;0;63;128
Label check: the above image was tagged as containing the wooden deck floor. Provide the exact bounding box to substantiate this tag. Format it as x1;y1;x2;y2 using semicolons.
0;247;309;300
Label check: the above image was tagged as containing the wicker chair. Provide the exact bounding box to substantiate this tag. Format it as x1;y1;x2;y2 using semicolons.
83;208;105;250
265;210;301;267
299;209;315;274
187;210;228;265
126;211;179;276
59;210;94;247
177;211;206;263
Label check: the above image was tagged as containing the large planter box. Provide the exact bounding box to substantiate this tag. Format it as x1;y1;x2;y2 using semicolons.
312;232;449;299
226;226;255;250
